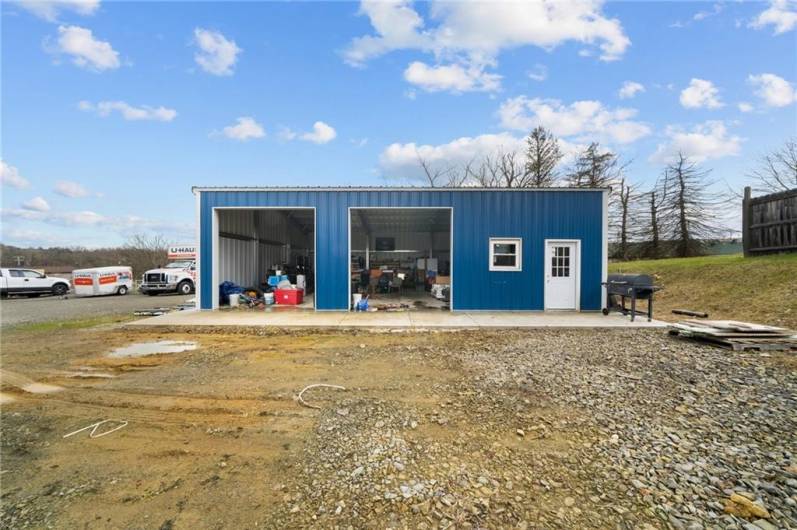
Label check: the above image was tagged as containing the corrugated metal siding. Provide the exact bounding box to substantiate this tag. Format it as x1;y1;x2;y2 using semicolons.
199;190;604;311
219;237;258;287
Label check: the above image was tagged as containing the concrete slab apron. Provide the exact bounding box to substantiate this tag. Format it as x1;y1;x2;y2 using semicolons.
129;309;667;329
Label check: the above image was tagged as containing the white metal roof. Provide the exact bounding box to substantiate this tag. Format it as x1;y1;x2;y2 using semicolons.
192;186;610;193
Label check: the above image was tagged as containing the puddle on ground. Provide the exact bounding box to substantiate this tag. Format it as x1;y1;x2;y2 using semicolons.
107;341;198;358
66;372;117;379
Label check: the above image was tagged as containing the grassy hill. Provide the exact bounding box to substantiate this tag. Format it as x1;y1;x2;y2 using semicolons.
609;253;797;329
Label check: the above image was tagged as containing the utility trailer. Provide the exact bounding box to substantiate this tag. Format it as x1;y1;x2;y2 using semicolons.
72;266;133;296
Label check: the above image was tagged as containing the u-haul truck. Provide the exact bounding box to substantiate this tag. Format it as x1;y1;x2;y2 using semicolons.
72;266;133;296
139;245;197;296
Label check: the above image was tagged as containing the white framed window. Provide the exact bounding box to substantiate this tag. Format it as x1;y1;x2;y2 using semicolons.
489;238;522;272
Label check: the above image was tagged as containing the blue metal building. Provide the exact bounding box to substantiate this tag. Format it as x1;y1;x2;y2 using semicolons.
193;187;608;312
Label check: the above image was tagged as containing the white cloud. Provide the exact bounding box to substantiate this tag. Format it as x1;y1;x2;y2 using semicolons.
52;25;119;71
344;0;630;92
220;117;265;141
379;132;582;182
22;196;51;212
650;121;742;163
0;207;193;245
679;78;723;109
0;228;62;247
670;3;724;28
78;100;177;121
693;3;724;21
346;1;630;64
301;121;337;144
380;132;523;181
738;102;754;113
1;208;102;225
748;73;796;107
1;160;30;189
281;122;338;144
193;28;241;76
750;0;797;34
343;1;431;67
17;0;100;22
403;61;501;92
618;81;644;99
498;96;651;144
54;180;91;198
527;64;548;82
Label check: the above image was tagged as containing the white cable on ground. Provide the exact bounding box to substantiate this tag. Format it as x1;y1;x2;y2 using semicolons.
297;384;346;410
63;419;128;439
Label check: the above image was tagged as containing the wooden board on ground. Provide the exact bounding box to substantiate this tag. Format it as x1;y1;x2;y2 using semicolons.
668;319;797;352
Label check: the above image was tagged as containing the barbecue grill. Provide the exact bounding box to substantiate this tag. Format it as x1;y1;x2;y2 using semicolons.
602;274;661;322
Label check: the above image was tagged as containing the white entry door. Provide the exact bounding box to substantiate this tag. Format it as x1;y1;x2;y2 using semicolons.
544;241;579;310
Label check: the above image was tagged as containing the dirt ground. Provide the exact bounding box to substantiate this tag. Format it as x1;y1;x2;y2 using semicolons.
1;323;795;529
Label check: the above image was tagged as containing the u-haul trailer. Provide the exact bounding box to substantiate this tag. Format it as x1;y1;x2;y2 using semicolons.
72;266;133;296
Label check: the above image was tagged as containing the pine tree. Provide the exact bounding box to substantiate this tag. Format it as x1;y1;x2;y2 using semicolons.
524;126;563;187
659;152;726;257
566;143;620;188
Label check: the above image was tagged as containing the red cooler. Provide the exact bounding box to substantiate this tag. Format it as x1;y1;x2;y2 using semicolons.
275;288;304;305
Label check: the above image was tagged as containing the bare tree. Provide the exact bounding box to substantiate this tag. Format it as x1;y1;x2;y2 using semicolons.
635;183;665;259
416;138;562;189
747;137;797;193
610;177;640;260
525;126;563;187
119;233;169;276
497;151;533;187
658;153;726;257
566;143;622;188
417;152;455;187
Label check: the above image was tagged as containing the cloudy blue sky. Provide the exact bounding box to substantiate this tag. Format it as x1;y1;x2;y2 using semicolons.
2;0;796;247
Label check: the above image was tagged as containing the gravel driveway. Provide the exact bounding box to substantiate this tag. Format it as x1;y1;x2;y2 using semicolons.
0;327;794;528
0;292;193;327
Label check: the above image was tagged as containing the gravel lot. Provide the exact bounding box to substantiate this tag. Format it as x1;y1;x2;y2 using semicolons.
1;326;794;529
0;292;193;327
275;329;797;529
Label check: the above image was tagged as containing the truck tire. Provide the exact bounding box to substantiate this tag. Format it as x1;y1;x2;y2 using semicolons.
177;280;193;295
117;285;129;296
52;283;68;296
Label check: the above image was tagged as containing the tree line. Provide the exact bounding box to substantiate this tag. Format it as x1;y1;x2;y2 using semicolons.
0;234;171;277
417;129;796;260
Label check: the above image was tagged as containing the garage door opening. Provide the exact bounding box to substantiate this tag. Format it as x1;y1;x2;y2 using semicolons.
215;208;314;310
350;208;451;311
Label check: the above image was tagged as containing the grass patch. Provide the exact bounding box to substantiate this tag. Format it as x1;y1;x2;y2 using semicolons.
5;314;137;334
609;253;797;328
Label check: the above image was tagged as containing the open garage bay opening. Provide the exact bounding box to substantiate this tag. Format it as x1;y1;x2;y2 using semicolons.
215;208;315;310
350;208;451;311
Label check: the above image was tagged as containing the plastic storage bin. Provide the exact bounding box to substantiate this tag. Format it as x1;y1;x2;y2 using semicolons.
275;288;304;305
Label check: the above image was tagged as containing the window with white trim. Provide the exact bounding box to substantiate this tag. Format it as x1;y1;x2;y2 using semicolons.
489;238;522;271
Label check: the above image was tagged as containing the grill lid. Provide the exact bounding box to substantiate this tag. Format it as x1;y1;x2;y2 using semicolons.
607;273;655;287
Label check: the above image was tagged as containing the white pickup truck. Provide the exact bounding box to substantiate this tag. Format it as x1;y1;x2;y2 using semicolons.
139;246;197;296
0;268;71;298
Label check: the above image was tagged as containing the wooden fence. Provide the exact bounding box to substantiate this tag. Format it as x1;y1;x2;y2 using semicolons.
742;186;797;256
